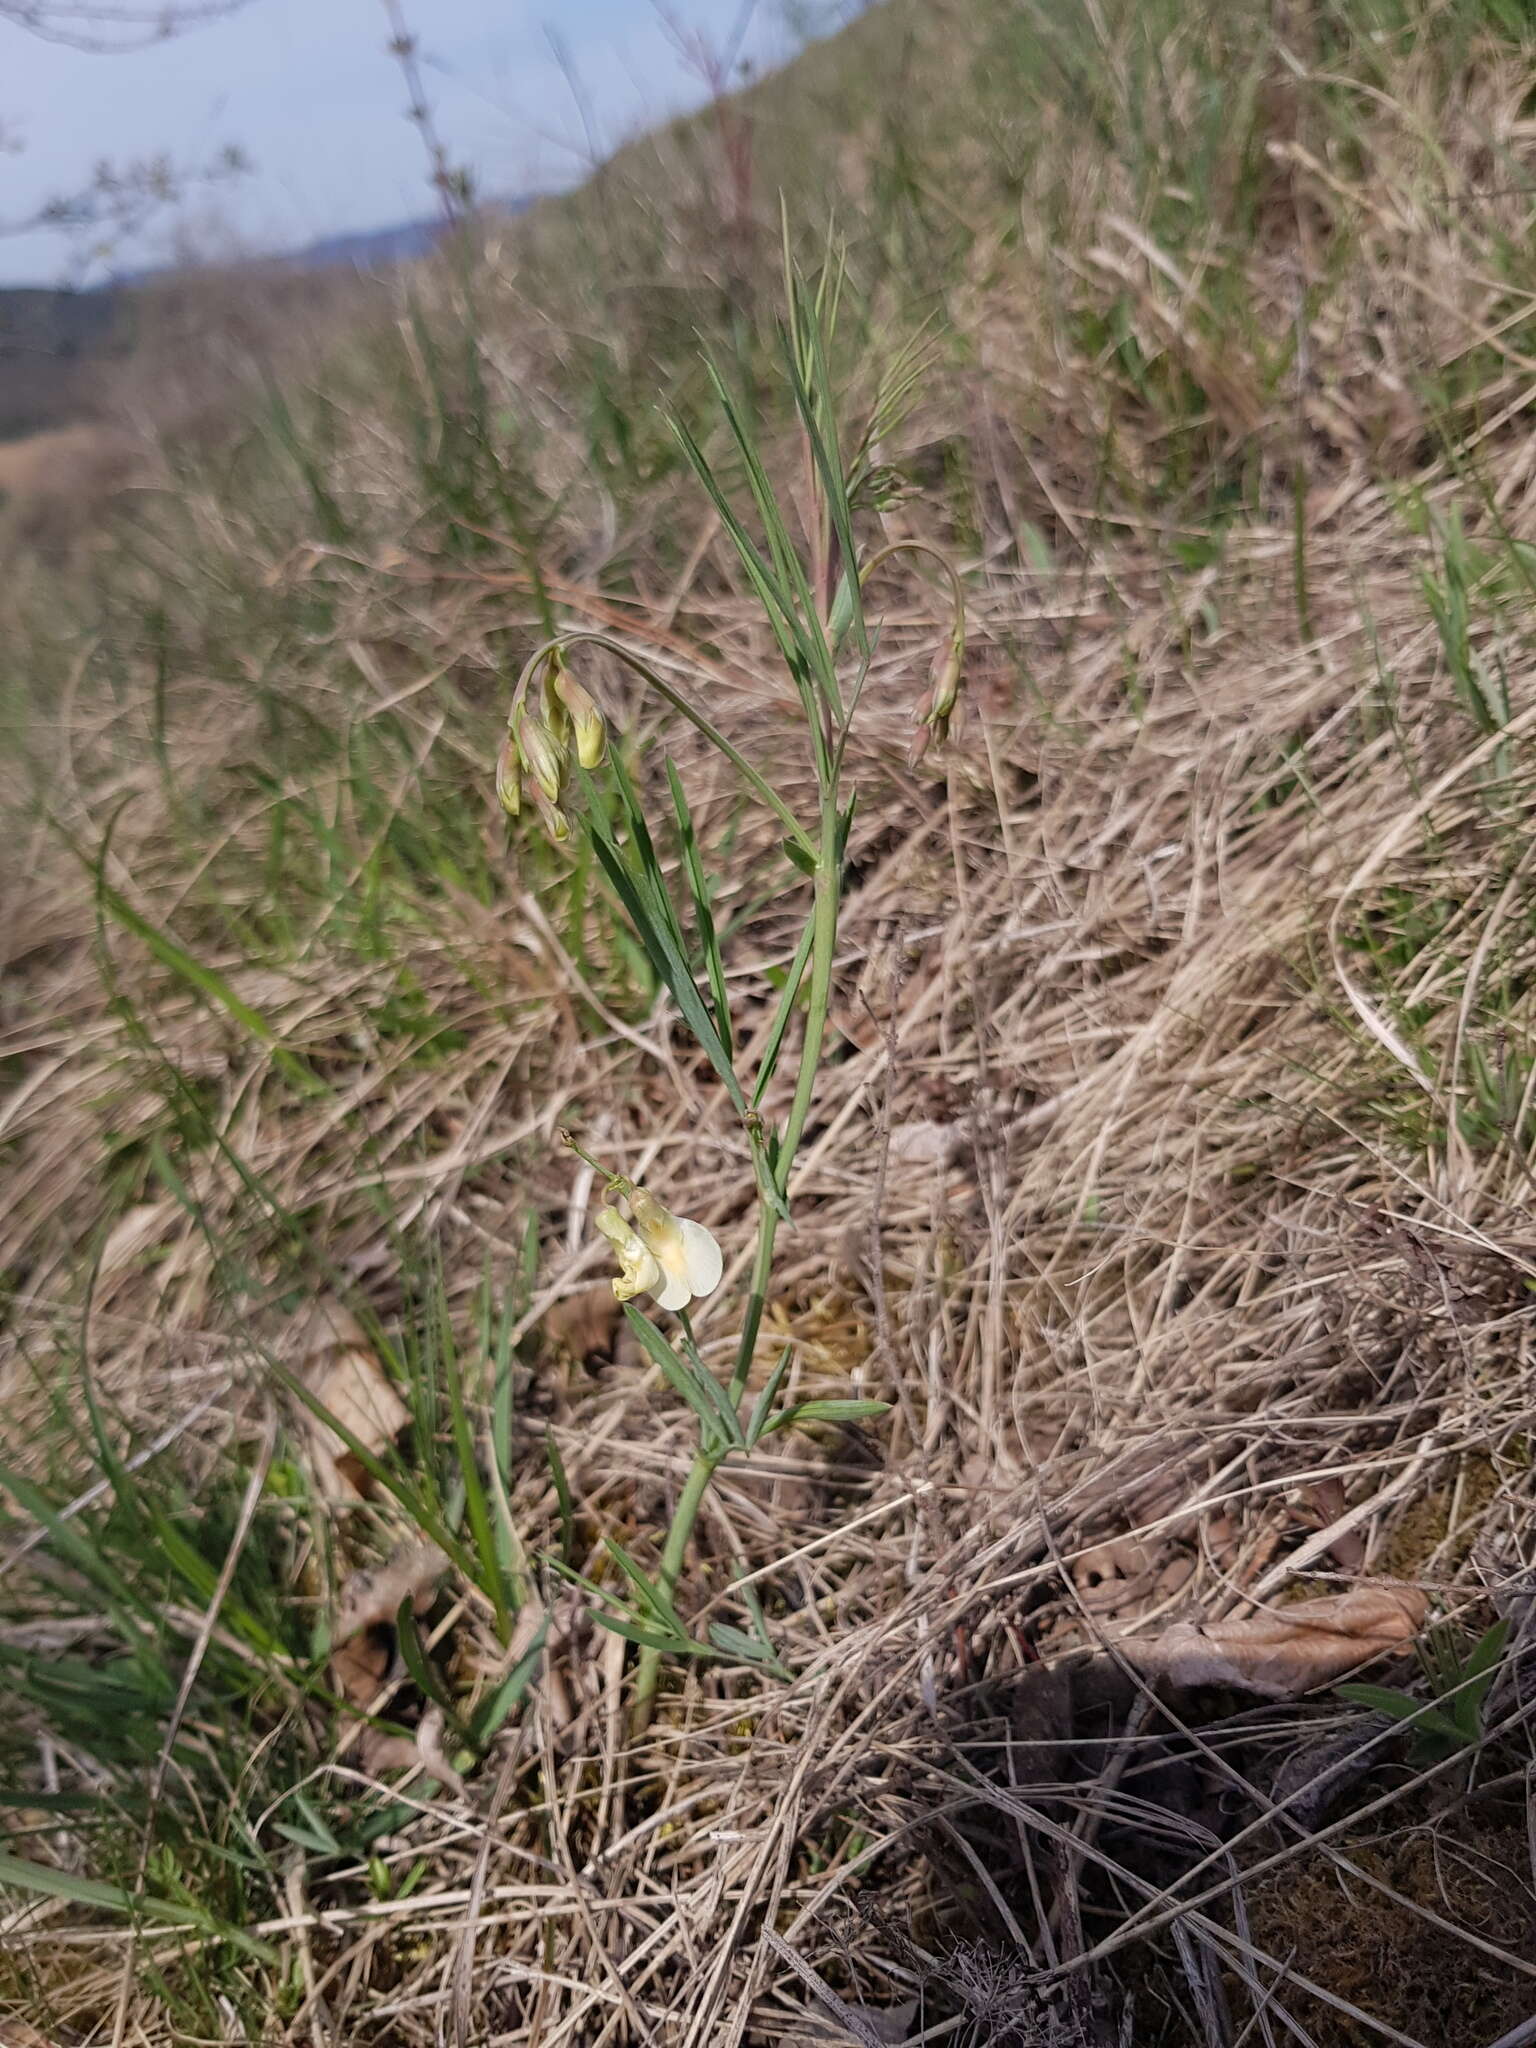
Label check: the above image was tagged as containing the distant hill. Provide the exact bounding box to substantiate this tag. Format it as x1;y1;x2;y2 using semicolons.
0;197;535;440
111;195;538;286
0;286;125;441
276;204;532;273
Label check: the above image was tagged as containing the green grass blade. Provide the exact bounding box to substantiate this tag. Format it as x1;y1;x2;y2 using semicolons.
0;1851;278;1961
272;1364;479;1587
442;1325;513;1641
466;1624;547;1747
545;1434;575;1567
94;872;324;1101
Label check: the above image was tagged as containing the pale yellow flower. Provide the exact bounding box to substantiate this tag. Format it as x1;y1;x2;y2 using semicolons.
593;1206;662;1303
628;1187;723;1312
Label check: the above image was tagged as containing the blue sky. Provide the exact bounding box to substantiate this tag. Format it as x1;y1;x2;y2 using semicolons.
0;0;809;283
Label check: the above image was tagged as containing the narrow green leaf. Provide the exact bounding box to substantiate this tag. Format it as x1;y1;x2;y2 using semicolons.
706;1622;787;1674
394;1597;463;1733
669;406;830;756
0;1850;277;1961
623;1305;744;1449
601;1538;686;1633
591;1612;690;1654
584;796;746;1112
665;757;733;1059
1461;1617;1510;1687
272;1792;343;1859
542;1555;608;1603
760;1398;890;1439
443;1334;512;1638
1336;1684;1424;1723
94;876;324;1099
746;1346;795;1449
751;916;816;1109
545;1434;575;1566
782;306;865;677
837;792;858;870
1337;1685;1463;1747
749;1130;792;1223
467;1623;547;1747
606;749;691;958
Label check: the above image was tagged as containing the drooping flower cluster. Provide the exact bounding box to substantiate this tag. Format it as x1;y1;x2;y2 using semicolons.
909;618;966;764
496;654;606;840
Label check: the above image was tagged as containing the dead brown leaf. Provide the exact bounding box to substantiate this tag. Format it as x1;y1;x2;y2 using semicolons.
289;1297;410;1500
541;1281;621;1365
1122;1583;1428;1697
1075;1535;1160;1616
331;1537;448;1718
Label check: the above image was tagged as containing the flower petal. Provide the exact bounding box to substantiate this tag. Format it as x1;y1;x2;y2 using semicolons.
594;1206;663;1303
651;1266;693;1312
675;1219;723;1298
626;1188;722;1311
613;1251;663;1304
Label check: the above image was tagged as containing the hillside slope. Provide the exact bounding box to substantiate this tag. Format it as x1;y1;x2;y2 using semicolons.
6;3;1536;2043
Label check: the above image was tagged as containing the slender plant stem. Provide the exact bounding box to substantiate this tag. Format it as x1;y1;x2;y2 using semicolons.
774;796;841;1195
729;1202;782;1409
633;1445;722;1722
632;788;842;1722
654;1448;722;1606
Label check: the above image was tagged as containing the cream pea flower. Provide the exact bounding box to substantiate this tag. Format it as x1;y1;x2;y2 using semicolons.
593;1206;663;1304
565;1129;724;1315
627;1187;723;1312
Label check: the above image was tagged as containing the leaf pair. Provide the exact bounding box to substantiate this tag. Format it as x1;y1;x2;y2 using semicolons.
623;1305;744;1454
744;1346;887;1447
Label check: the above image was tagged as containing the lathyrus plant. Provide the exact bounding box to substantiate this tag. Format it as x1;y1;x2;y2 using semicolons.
496;247;966;1713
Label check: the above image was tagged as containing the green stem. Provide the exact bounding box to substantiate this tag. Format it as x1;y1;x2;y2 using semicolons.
632;1443;722;1725
632;792;841;1723
654;1449;722;1610
731;790;839;1402
858;539;967;635
774;800;841;1196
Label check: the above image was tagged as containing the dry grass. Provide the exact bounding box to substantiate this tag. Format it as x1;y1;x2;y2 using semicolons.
7;2;1536;2042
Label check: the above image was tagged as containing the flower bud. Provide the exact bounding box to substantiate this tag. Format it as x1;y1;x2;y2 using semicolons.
554;669;607;770
494;731;522;817
531;781;571;843
912;624;966;759
515;711;565;805
930;625;965;725
542;662;572;747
